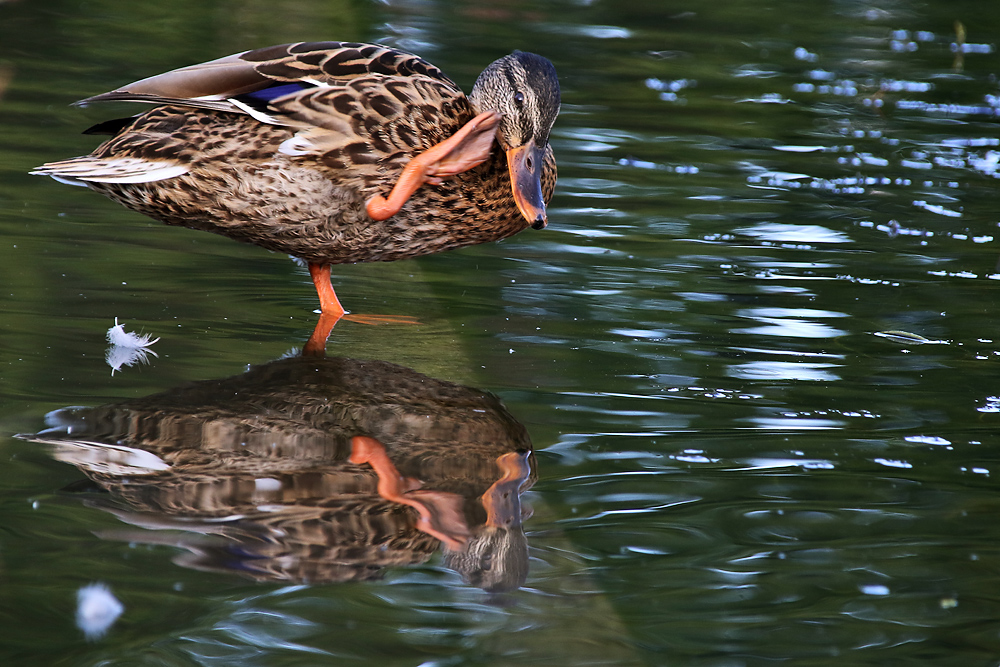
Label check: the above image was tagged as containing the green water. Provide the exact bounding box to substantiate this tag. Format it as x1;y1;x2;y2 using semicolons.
4;0;1000;664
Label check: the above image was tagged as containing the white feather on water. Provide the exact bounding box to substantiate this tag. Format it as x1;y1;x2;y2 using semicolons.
106;318;160;375
106;318;159;348
76;582;123;640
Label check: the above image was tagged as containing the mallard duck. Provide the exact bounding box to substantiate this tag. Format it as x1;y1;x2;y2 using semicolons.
32;42;560;319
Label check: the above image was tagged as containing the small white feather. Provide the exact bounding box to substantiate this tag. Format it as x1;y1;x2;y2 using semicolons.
106;318;160;375
278;134;316;156
300;77;333;88
107;318;160;348
227;97;283;125
76;583;124;641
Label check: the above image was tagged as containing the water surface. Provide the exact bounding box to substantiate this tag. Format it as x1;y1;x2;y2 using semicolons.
3;1;1000;664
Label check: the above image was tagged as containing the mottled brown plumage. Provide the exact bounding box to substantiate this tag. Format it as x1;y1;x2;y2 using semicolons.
32;42;560;310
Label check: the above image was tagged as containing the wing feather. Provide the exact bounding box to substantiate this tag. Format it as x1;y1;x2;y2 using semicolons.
38;45;477;190
272;74;480;183
76;42;459;119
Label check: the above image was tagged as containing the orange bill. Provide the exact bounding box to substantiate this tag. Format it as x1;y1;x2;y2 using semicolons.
506;139;547;229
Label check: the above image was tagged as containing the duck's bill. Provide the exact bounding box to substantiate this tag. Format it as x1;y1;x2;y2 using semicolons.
506;140;547;230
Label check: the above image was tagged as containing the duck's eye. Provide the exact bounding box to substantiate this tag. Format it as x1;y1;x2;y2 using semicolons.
514;91;525;105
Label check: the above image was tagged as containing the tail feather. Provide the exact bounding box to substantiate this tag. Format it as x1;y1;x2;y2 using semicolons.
31;156;188;185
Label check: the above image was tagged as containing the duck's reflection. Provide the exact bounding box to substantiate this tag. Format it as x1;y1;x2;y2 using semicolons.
21;355;535;592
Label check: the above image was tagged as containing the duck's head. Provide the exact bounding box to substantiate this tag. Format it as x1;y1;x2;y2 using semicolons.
470;51;560;230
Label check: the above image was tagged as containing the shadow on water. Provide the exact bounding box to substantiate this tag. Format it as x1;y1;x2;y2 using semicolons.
18;351;535;593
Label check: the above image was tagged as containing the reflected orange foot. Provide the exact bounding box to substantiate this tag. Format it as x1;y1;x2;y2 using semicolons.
350;435;469;550
303;311;420;356
303;311;341;357
342;314;421;326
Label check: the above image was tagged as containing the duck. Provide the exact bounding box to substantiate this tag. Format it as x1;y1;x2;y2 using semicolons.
31;41;560;322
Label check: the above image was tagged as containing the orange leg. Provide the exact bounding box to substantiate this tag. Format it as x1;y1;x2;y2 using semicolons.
366;110;501;221
301;264;420;355
308;263;345;317
302;263;345;356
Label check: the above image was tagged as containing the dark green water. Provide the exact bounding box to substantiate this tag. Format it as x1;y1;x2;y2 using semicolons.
4;0;1000;664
